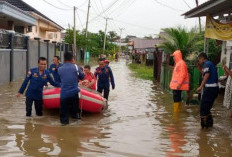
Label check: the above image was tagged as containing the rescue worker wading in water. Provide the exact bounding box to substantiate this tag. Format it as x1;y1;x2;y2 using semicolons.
197;53;219;129
95;59;115;100
170;50;189;112
17;57;60;117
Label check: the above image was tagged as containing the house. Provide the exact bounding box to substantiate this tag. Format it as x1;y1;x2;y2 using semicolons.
0;0;64;42
182;0;232;69
131;37;163;65
0;0;36;32
132;37;163;55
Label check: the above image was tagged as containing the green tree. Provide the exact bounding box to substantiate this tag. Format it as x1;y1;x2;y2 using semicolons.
144;35;153;39
159;26;203;59
108;31;120;42
64;29;119;56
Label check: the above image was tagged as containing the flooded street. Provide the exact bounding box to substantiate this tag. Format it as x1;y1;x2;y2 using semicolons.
1;59;232;157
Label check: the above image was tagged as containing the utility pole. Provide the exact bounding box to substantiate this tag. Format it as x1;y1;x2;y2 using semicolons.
195;0;201;33
103;17;112;54
119;28;125;53
85;0;91;39
73;6;77;56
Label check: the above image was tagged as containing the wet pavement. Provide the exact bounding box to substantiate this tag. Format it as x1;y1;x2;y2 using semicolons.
0;59;232;157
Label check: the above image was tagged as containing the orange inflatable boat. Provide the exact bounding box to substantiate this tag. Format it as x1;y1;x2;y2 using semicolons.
43;86;107;113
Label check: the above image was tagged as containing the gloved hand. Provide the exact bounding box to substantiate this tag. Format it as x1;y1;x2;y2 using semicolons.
112;84;115;90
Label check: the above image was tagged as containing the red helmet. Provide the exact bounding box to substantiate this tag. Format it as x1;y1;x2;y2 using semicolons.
104;60;110;63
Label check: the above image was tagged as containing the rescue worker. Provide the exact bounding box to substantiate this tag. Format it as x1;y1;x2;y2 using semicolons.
170;50;189;112
99;54;106;61
58;52;84;125
95;59;115;100
79;65;96;90
17;57;60;117
104;60;110;67
197;53;219;129
49;56;63;83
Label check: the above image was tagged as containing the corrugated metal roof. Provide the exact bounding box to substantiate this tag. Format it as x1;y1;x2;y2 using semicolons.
0;0;64;30
133;38;163;49
182;0;232;18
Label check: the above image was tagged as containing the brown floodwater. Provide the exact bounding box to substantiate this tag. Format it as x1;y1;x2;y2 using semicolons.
0;59;232;157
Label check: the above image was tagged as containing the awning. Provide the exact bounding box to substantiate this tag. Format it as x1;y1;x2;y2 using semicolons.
0;1;36;26
182;0;232;18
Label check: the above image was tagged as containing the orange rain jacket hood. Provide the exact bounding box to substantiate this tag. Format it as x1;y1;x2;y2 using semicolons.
170;50;189;91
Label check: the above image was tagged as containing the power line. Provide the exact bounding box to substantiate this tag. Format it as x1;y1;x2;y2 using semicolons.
76;10;84;29
89;0;120;23
110;0;137;18
113;19;158;31
183;0;191;9
57;0;73;9
99;0;105;14
108;0;133;16
152;0;184;12
41;0;72;11
93;0;101;14
77;0;88;8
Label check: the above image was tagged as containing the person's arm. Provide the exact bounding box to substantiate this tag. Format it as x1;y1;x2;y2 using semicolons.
47;73;60;87
49;65;53;73
86;74;95;88
78;67;85;81
177;63;187;89
94;69;98;78
197;65;210;93
17;71;32;97
109;68;115;89
223;66;232;76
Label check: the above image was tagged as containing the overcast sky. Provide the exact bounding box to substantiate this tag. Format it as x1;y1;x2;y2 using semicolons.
23;0;208;38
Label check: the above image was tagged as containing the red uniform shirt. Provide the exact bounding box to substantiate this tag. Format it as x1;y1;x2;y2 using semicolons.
84;72;96;90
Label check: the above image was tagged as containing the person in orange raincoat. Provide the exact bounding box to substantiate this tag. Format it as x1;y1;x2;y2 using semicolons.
170;50;189;112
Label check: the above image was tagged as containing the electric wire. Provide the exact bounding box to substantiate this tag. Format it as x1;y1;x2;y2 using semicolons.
42;0;72;10
152;0;184;12
57;0;73;8
183;0;191;9
76;9;85;30
89;0;121;23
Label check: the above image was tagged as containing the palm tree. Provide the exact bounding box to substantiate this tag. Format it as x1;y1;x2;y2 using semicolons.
159;27;203;60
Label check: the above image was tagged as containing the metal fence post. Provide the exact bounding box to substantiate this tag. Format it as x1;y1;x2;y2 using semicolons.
65;43;69;53
9;31;15;82
52;41;57;57
34;37;40;59
25;36;30;74
44;40;50;69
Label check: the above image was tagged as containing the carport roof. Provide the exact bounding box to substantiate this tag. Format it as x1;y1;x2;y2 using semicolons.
0;1;36;26
182;0;232;18
0;0;64;30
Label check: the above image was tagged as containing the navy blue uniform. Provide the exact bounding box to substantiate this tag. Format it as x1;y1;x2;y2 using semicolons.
18;67;60;116
58;63;84;124
95;66;115;100
201;61;219;117
49;63;63;83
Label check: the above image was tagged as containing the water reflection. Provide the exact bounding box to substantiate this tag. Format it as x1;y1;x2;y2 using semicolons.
166;114;186;157
16;122;54;157
14;121;105;156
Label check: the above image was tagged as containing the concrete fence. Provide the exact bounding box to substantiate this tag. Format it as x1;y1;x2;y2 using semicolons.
0;29;80;85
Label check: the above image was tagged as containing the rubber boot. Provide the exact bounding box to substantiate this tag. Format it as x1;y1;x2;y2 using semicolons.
207;115;213;127
173;102;181;113
201;116;208;129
